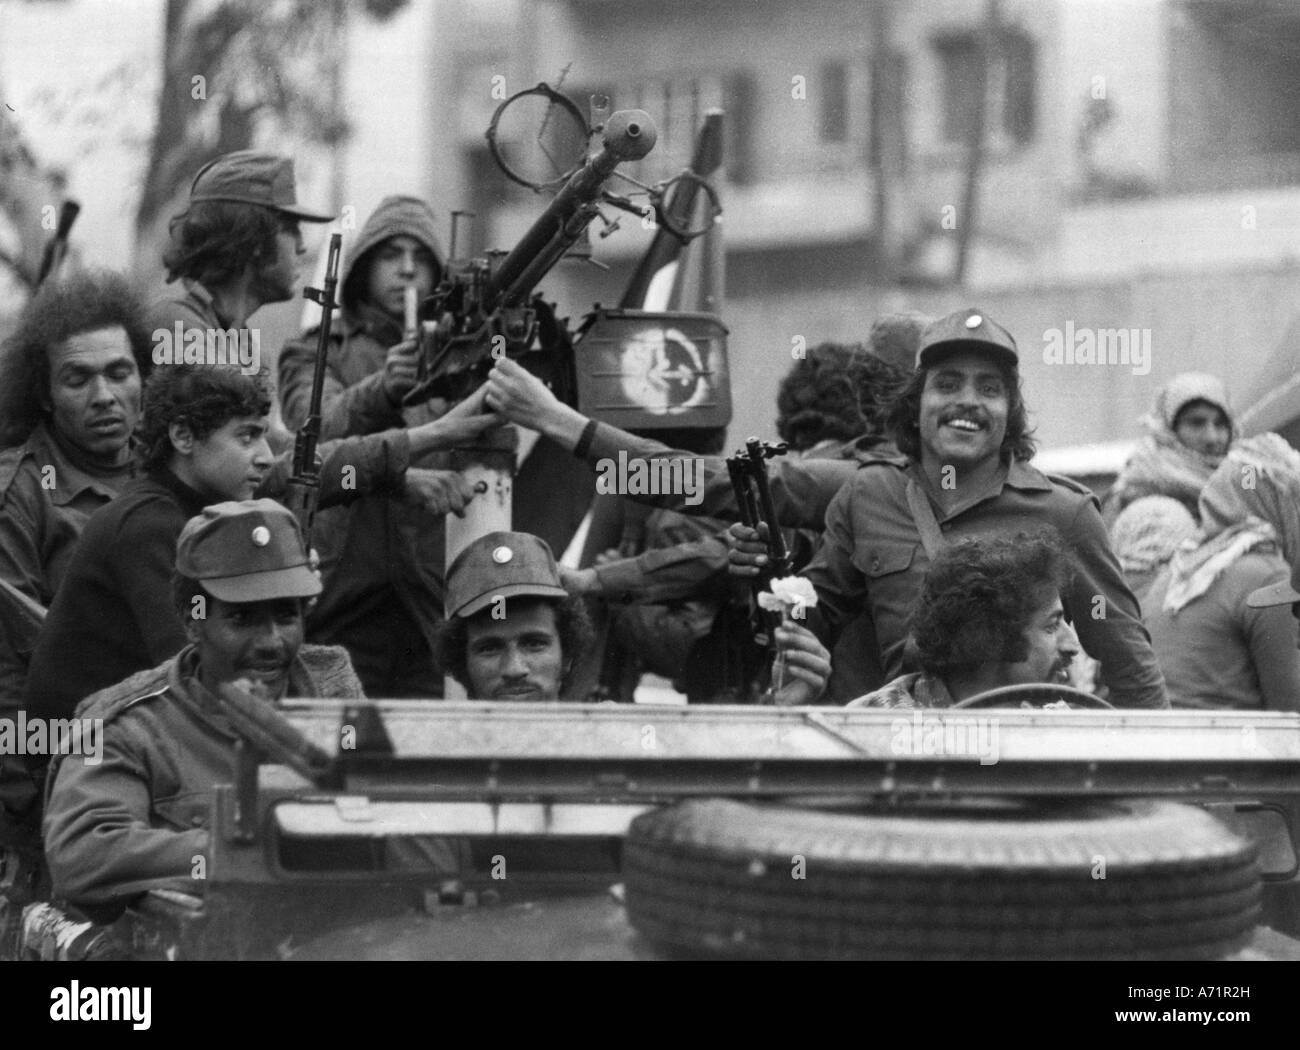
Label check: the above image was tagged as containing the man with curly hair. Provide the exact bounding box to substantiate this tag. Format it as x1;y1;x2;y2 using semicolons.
0;271;154;698
24;365;499;727
774;341;910;456
849;531;1080;708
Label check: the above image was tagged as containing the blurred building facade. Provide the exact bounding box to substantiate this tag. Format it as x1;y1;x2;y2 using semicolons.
5;0;1300;448
343;0;1300;450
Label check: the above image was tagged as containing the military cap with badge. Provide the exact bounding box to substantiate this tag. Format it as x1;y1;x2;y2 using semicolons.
445;531;568;619
176;498;322;602
917;308;1019;369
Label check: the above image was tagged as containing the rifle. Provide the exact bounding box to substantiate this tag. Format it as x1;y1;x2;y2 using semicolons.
727;437;791;668
284;232;343;545
34;200;80;289
402;108;657;407
216;682;337;787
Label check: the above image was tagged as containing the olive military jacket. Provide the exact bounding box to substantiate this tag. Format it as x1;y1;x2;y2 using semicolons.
805;454;1166;710
43;643;363;908
571;421;1166;709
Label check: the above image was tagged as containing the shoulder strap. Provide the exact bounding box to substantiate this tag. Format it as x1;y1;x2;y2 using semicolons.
904;477;946;560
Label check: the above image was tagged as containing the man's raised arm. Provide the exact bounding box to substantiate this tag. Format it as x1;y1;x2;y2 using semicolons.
484;358;851;528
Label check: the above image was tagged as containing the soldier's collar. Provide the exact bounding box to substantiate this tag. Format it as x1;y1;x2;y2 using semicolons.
1003;457;1055;492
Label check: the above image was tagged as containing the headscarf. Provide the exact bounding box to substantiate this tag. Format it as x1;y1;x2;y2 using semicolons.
1162;433;1300;612
1110;373;1235;517
1110;496;1198;575
1155;372;1233;434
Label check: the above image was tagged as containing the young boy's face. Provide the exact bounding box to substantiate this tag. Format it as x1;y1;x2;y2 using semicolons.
188;414;273;500
366;235;438;320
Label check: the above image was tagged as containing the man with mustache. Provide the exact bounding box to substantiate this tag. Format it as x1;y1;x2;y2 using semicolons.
848;530;1081;708
42;500;361;916
755;309;1164;709
435;531;830;705
434;532;595;704
24;365;499;726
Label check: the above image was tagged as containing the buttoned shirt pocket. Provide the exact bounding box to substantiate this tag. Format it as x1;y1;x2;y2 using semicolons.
853;541;918;581
153;791;212;832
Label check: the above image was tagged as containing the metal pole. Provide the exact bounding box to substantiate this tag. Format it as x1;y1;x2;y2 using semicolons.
443;424;519;699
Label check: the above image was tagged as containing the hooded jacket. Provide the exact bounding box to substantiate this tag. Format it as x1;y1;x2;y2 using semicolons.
276;196;450;696
279;195;446;439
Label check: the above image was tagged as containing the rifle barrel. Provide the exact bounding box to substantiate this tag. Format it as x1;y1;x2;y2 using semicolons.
35;200;81;288
298;233;343;472
745;438;791;576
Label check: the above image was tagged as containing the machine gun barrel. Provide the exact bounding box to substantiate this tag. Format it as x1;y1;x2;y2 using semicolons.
402;110;659;407
489;109;657;307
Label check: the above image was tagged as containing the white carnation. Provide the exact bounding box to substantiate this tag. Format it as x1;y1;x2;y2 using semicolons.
758;576;819;616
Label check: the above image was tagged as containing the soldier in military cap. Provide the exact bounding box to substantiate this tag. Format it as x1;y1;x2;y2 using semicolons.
149;149;333;337
435;531;593;703
436;531;830;705
42;500;363;915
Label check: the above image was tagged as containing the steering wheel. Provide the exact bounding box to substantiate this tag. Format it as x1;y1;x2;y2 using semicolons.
951;683;1114;710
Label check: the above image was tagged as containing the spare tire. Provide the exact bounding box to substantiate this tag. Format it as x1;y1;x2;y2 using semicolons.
624;798;1260;960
